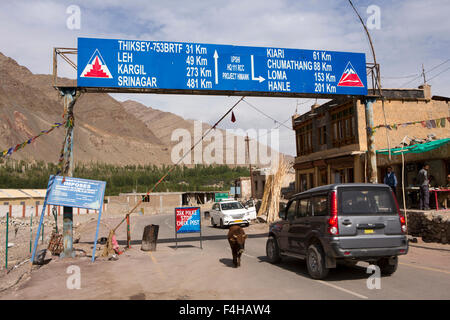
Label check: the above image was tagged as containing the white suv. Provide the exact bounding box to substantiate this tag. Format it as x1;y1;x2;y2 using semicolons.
210;199;251;228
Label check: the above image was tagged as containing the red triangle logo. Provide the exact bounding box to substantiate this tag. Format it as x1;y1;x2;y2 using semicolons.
337;62;364;87
80;49;113;79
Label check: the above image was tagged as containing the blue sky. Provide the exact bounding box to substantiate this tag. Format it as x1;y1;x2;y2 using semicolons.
0;0;449;156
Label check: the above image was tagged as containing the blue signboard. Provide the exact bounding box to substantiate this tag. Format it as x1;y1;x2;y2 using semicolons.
46;175;106;210
77;37;367;97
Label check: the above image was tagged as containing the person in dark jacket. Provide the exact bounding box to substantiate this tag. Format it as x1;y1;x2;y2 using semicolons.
417;163;430;210
383;166;398;194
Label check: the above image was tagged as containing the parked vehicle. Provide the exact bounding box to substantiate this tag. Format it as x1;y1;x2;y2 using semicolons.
210;199;251;228
266;183;408;279
243;199;258;220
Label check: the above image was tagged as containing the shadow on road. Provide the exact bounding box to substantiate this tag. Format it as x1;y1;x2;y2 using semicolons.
96;232;270;246
256;256;371;281
168;244;199;249
219;258;235;268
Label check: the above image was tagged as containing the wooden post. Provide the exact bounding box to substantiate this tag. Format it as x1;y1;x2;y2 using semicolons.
29;214;33;253
5;212;9;269
126;215;131;249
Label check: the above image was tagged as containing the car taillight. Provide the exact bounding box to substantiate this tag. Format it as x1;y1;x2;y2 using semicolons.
328;191;339;235
392;190;407;234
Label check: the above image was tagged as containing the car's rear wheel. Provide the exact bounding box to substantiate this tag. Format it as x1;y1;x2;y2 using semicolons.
266;236;281;264
211;217;216;227
377;256;398;276
306;243;329;280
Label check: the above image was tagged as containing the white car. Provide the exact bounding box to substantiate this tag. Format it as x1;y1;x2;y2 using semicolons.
210;200;251;228
243;199;257;220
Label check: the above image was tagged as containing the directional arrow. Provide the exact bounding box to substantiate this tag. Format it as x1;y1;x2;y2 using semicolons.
251;55;265;83
214;50;219;84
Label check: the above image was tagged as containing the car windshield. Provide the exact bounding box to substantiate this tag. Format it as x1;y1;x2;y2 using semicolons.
340;189;396;215
221;202;244;210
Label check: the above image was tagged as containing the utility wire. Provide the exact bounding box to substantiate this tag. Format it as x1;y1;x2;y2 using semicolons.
242;98;291;130
381;74;419;79
112;96;245;232
427;66;450;82
400;59;450;87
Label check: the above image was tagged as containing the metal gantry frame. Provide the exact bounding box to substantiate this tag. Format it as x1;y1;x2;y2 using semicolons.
49;46;383;260
52;47;382;99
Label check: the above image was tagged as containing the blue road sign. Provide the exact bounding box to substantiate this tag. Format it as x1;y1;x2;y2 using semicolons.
77;37;367;97
46;175;106;210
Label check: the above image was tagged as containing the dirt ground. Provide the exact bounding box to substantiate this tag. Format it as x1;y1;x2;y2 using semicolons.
0;211;126;294
1;213;449;300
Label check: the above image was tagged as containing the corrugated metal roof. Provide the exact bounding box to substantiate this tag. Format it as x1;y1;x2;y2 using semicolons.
0;189;47;199
20;189;47;197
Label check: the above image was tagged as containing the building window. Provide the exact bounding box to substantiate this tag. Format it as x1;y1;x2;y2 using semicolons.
299;174;308;192
318;126;327;145
331;105;356;147
319;168;327;186
296;121;313;155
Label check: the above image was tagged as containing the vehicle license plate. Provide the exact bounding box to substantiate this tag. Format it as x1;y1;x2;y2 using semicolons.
364;229;374;234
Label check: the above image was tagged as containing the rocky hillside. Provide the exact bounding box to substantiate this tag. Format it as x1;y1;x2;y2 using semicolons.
0;52;286;167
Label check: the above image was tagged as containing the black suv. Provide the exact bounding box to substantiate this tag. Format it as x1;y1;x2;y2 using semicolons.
266;183;408;279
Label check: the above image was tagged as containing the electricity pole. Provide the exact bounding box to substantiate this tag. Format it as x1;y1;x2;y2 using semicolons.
245;134;255;199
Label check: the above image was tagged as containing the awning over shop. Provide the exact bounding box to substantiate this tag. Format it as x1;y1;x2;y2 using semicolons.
377;138;450;155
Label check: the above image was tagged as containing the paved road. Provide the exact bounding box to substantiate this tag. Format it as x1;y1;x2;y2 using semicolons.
127;214;450;300
2;213;449;300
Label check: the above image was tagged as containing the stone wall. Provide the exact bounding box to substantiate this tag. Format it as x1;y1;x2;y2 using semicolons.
405;210;450;244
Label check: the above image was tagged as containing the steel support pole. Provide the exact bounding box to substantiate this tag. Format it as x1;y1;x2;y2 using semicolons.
246;135;255;199
364;98;378;183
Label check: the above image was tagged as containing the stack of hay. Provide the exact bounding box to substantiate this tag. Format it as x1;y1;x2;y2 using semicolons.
258;158;291;223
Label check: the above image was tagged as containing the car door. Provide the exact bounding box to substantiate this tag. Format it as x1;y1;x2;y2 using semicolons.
211;203;219;223
278;199;298;252
288;197;312;254
310;193;329;235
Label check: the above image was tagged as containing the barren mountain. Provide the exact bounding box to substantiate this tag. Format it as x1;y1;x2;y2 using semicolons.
0;52;169;165
0;52;286;167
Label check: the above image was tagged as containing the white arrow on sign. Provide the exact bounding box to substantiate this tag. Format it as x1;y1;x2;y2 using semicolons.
214;50;219;84
251;55;265;83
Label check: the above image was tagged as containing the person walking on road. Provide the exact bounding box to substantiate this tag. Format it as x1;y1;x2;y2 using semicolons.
417;163;430;210
384;166;398;195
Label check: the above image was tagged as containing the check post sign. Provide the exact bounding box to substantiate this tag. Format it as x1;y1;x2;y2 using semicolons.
175;207;202;249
